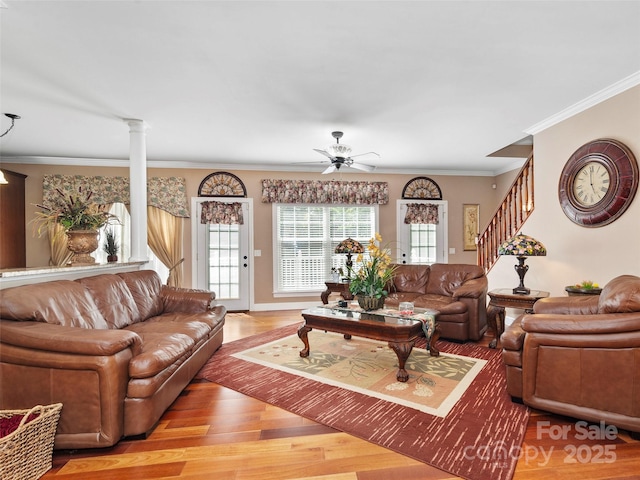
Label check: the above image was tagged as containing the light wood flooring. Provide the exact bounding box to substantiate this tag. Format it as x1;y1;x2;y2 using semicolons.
43;310;640;480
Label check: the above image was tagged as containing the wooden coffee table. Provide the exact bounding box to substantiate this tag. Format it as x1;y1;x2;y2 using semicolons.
299;306;439;382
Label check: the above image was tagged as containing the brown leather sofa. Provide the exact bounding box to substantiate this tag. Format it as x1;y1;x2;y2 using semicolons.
384;263;488;341
501;274;640;434
0;270;226;449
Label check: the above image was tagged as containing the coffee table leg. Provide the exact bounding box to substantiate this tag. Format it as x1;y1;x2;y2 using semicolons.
388;340;415;382
298;324;312;357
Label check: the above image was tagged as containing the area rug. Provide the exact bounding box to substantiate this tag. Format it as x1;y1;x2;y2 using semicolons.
196;324;530;480
235;331;487;418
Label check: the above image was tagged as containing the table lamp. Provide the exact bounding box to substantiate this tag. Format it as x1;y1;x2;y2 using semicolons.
335;237;364;272
498;233;547;295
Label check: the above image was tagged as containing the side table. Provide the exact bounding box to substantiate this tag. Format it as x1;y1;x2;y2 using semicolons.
486;288;549;348
321;281;354;304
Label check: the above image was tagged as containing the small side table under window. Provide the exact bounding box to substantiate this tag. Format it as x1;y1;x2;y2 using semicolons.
321;281;354;304
486;288;549;348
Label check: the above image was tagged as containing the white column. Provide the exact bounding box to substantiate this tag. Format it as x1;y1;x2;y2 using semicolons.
125;119;149;262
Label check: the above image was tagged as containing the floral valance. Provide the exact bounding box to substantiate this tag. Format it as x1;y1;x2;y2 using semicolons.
404;203;439;225
42;174;190;218
261;179;388;204
200;201;244;225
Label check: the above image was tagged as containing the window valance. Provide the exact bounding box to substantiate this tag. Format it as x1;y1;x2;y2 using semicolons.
200;201;244;225
404;203;439;224
42;174;190;218
261;179;388;204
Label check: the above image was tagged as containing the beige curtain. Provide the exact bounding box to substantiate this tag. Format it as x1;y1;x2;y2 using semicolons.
147;205;184;287
48;223;72;266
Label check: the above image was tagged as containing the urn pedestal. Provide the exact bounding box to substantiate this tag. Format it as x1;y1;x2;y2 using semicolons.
66;229;99;265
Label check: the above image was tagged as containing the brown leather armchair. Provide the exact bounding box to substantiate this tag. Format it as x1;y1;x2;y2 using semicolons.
501;274;640;434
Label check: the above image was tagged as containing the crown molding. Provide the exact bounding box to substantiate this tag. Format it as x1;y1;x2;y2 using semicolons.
0;155;518;177
525;71;640;135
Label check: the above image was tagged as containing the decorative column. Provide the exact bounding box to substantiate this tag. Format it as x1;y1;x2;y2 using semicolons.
125;118;149;262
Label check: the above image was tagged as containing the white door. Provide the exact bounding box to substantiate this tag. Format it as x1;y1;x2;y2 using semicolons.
396;200;448;264
193;198;252;311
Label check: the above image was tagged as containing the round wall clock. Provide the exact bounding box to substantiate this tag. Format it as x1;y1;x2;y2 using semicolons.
558;138;638;227
198;171;247;197
402;176;442;199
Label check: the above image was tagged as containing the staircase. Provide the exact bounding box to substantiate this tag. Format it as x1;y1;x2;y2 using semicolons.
477;154;534;272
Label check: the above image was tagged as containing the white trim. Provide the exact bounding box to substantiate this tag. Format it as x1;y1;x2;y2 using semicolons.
525;71;640;135
0;261;147;289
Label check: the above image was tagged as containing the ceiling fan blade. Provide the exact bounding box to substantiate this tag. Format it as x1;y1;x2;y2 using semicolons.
322;164;338;174
349;151;380;159
313;148;335;160
349;161;376;173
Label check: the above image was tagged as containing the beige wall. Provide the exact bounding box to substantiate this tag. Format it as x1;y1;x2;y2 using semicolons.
4;163;505;307
5;86;637;306
488;85;640;296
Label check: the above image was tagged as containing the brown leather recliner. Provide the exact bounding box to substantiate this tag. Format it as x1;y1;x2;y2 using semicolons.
501;274;640;434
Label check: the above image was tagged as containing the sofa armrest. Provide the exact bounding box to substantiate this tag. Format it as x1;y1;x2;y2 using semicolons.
0;320;142;356
0;320;137;449
532;295;599;315
161;285;216;313
452;276;487;299
522;312;640;335
501;315;527;351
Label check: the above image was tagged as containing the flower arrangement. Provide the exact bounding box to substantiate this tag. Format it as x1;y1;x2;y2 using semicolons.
348;233;397;299
33;187;119;236
573;280;599;290
498;233;547;257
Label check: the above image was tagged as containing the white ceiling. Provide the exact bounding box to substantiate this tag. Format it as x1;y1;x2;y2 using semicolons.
1;1;639;176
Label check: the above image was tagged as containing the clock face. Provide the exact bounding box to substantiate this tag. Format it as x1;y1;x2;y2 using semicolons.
558;139;638;227
198;172;247;197
402;176;442;199
572;161;611;207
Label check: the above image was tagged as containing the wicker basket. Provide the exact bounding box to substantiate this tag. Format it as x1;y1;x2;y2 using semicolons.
0;403;62;480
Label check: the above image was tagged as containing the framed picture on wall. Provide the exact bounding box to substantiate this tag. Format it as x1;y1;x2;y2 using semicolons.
463;204;479;251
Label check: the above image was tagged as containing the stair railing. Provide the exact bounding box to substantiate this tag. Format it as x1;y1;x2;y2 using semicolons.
477;154;534;272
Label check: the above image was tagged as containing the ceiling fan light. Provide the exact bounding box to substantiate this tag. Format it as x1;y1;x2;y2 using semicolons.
327;143;352;158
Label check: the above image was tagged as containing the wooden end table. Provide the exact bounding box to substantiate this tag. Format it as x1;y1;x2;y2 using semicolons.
487;288;549;348
321;281;354;304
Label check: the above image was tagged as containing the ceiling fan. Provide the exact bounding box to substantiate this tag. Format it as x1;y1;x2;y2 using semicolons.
313;131;379;174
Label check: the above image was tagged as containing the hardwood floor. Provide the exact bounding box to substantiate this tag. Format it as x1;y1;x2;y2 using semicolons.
44;310;640;480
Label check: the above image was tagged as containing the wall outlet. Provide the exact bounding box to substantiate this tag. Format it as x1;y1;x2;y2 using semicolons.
449;248;456;254
254;250;261;257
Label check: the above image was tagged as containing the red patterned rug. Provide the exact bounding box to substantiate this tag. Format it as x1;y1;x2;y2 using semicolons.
196;324;529;480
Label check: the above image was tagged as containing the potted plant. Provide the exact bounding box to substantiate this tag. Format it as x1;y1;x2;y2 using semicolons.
33;187;119;265
348;233;397;310
103;228;119;262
